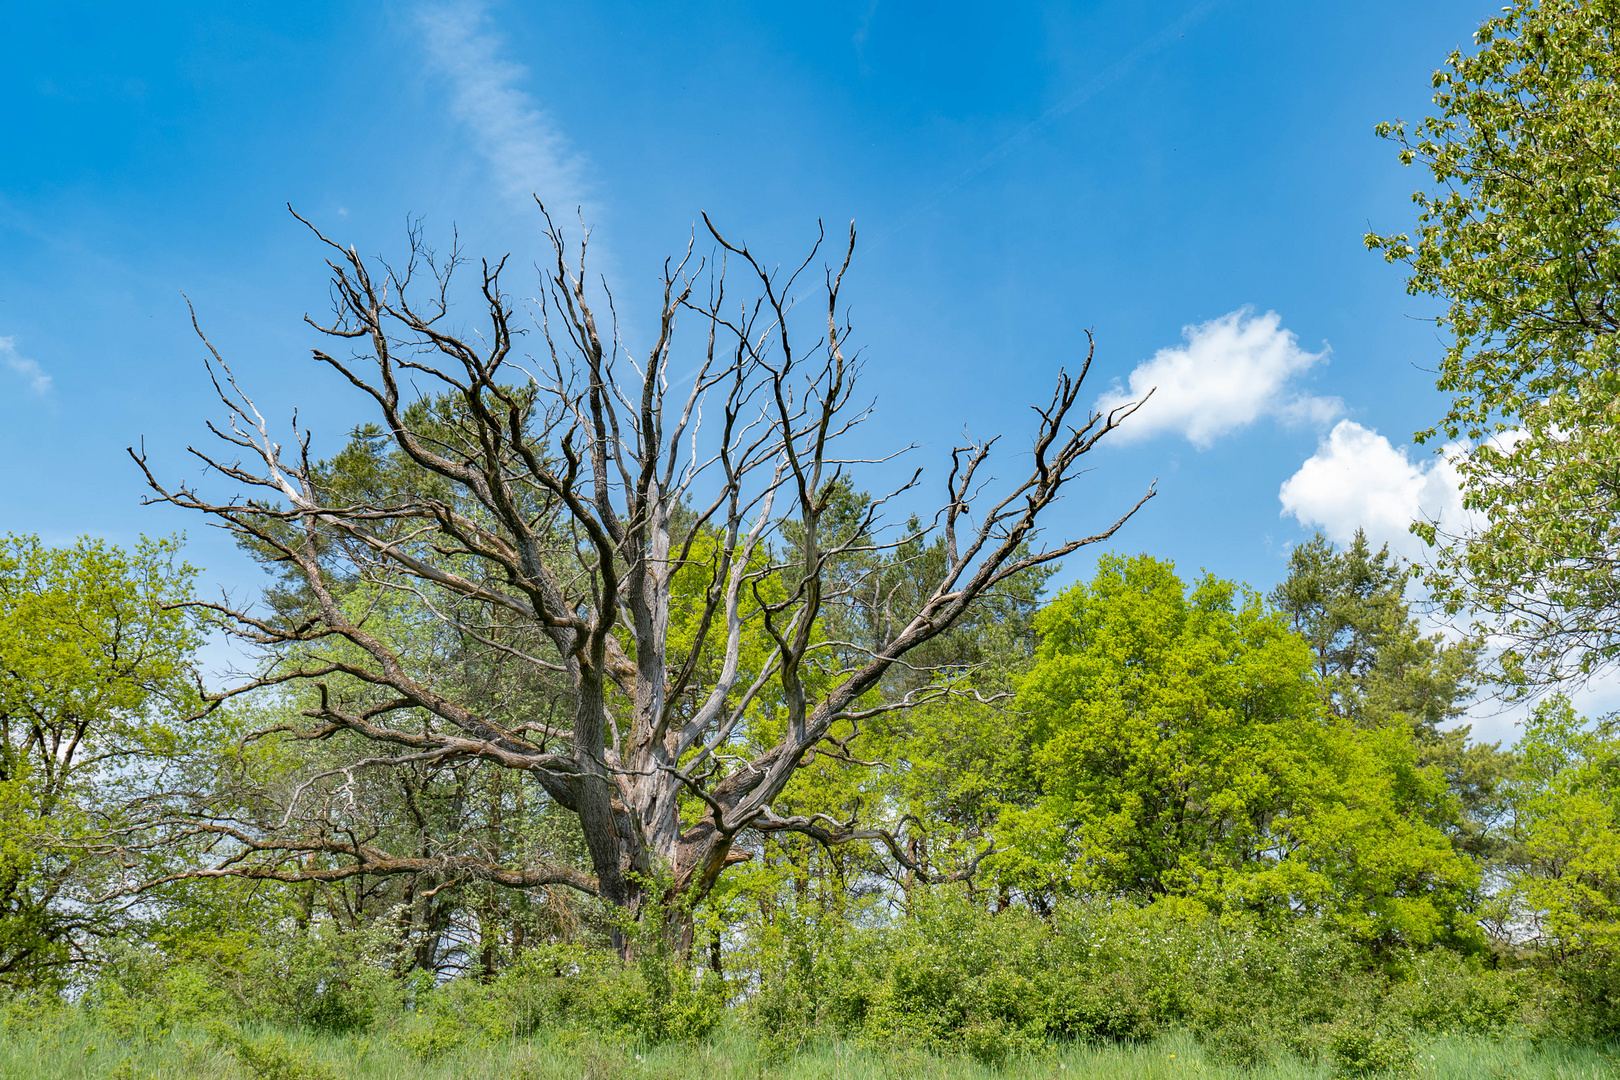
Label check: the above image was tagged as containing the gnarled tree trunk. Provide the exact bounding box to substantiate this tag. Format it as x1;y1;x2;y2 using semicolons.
131;206;1153;939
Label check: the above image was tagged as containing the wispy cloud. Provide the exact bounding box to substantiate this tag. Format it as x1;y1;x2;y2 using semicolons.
1096;308;1341;449
0;335;51;394
414;1;593;217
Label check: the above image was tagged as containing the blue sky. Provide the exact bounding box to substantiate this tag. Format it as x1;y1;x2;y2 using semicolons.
1;1;1524;724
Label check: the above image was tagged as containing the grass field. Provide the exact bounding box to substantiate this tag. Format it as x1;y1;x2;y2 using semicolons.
0;1019;1615;1080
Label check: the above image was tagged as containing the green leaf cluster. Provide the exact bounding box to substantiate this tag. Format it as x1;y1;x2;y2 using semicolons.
0;534;199;985
1369;0;1620;685
1001;554;1479;946
1490;695;1620;1036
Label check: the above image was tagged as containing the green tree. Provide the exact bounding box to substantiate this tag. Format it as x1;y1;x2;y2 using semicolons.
1497;697;1620;959
0;534;199;986
1368;0;1620;687
1005;555;1478;946
1492;696;1620;1034
1271;532;1510;858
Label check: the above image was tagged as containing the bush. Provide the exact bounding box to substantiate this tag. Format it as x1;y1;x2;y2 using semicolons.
584;953;725;1044
1389;950;1522;1036
1325;1012;1416;1078
85;919;402;1036
207;1022;337;1080
55;887;1563;1068
746;905;869;1057
1043;898;1362;1064
241;921;402;1032
1532;951;1620;1043
743;889;1536;1068
401;940;724;1049
858;896;1047;1055
83;943;231;1041
395;1011;466;1062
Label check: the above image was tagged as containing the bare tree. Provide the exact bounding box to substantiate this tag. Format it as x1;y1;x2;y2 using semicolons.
131;207;1152;934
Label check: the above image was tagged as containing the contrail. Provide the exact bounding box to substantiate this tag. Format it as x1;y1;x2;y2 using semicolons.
415;0;595;225
868;1;1223;250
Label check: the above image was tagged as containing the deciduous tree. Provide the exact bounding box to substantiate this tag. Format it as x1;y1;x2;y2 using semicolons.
1369;0;1620;688
1005;555;1478;945
132;208;1152;936
0;535;199;985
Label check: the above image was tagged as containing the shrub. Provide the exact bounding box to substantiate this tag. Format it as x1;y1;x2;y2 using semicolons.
1325;1012;1416;1078
855;893;1048;1056
207;1022;337;1080
84;943;231;1041
1532;951;1620;1043
742;889;1534;1068
241;921;401;1032
395;1011;466;1062
584;954;725;1044
1388;950;1522;1036
89;920;402;1035
746;905;869;1057
403;940;723;1049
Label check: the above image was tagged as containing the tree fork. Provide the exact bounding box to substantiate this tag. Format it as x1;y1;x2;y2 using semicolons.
127;205;1154;928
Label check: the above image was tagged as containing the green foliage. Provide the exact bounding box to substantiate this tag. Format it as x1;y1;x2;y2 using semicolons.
393;939;724;1051
742;890;1523;1069
395;1012;466;1063
1369;0;1620;687
855;894;1049;1061
86;917;403;1036
1272;533;1511;862
1491;696;1620;1039
1272;532;1479;733
247;921;404;1033
0;534;199;985
586;957;725;1045
208;1022;338;1080
1388;950;1523;1038
84;942;231;1042
1005;555;1478;945
1500;698;1620;957
1323;1013;1415;1078
1010;555;1317;901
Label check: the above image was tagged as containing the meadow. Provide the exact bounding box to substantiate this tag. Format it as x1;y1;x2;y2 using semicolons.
2;1020;1616;1080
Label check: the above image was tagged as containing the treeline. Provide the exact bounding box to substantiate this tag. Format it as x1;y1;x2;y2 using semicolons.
1;526;1616;1072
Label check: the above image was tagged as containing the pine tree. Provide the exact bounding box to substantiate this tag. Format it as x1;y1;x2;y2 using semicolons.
1272;532;1512;858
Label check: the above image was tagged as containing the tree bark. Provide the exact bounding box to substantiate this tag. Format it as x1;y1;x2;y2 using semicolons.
128;205;1154;929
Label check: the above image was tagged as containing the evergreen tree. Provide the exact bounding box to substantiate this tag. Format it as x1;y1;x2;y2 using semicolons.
1272;532;1511;858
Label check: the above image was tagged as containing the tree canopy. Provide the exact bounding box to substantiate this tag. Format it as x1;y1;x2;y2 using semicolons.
1369;0;1620;687
1004;555;1478;946
1271;532;1510;858
0;534;199;985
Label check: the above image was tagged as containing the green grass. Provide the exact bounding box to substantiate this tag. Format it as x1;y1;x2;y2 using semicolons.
0;1019;1615;1080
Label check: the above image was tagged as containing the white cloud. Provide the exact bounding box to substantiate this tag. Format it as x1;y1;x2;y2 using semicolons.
1278;419;1471;562
1096;308;1342;449
0;336;50;394
415;1;592;214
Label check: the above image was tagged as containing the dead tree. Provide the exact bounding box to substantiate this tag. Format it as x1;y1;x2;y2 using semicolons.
131;206;1152;930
